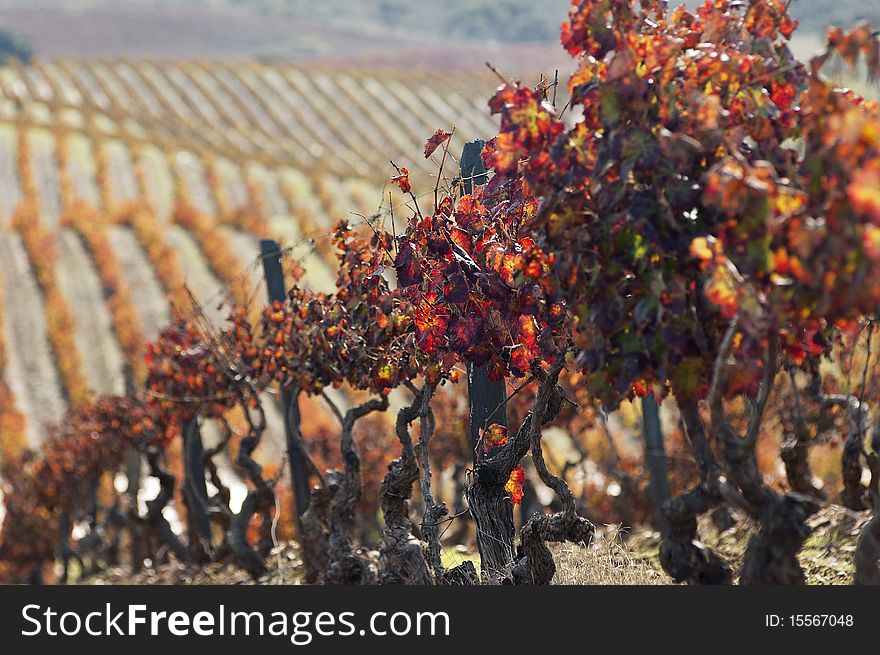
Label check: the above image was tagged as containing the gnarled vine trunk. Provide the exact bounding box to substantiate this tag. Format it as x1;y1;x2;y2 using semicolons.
855;423;880;584
839;393;871;510
226;390;275;581
779;368;826;500
466;411;533;582
467;363;586;584
718;423;818;584
659;398;731;584
301;476;338;584
143;448;189;562
513;366;594;584
379;384;434;584
712;332;817;584
323;396;388;585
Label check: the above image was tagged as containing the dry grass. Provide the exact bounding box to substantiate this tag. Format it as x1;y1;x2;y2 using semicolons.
551;528;670;585
88;534;670;585
87;508;864;585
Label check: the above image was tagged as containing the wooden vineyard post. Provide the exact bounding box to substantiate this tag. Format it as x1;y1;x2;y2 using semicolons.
641;396;671;535
260;239;310;536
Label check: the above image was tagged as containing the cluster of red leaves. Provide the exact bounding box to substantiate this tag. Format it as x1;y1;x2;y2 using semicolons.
144;317;241;422
393;160;568;380
36;397;166;507
481;422;509;453
0;455;56;579
479;0;880;406
475;422;525;505
391;168;412;194
238;222;435;395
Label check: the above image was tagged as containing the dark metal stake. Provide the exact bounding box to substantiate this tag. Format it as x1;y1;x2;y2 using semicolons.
642;396;671;536
183;416;212;545
460;140;507;459
260;239;310;535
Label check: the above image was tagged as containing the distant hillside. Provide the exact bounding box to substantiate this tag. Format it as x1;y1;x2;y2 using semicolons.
785;0;879;35
0;1;568;65
0;0;876;62
0;0;569;56
220;0;569;43
221;0;880;42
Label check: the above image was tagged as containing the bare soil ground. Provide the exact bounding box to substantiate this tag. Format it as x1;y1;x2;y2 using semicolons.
162;225;229;324
28;129;62;228
105;225;170;341
0;125;21;227
55;228;126;396
0;232;67;445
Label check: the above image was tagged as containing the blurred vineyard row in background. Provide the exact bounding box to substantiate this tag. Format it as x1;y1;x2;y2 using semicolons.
0;57;506;446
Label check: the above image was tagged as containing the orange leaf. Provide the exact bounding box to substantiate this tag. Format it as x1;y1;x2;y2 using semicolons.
391;168;412;194
505;466;526;505
482;423;509;453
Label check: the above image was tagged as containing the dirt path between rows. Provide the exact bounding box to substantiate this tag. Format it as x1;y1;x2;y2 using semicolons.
55;228;125;395
163;225;229;324
28;130;62;229
0;124;21;228
0;232;67;444
106;225;170;341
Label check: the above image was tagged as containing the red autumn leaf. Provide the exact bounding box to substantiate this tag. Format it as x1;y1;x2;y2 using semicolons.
770;81;796;111
424;128;452;158
518;315;539;353
449;226;472;253
447;312;484;355
848;164;880;223
488;85;516;114
806;328;830;356
482;423;509;453
454;194;488;230
414;301;448;354
785;341;807;366
393;237;422;287
508;344;531;377
443;271;469;304
704;267;740;319
437;195;454;216
391;168;411;194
